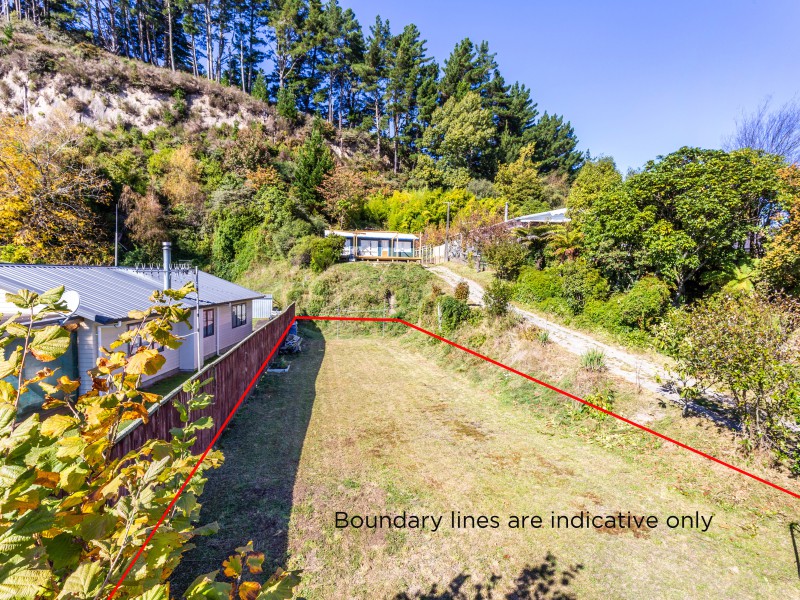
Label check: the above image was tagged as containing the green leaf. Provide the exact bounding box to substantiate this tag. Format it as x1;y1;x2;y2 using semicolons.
29;326;71;362
43;534;82;571
256;569;302;600
0;464;28;488
10;508;54;535
184;571;231;600
77;513;118;541
0;529;32;553
191;416;214;431
0;348;21;380
0;402;16;430
56;561;104;599
131;585;170;600
4;290;37;309
37;286;65;306
0;564;51;600
5;322;28;337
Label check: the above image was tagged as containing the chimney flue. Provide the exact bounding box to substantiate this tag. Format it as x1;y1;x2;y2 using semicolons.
162;241;172;290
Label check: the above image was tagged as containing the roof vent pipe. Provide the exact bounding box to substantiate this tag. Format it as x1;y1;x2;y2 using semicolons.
162;241;172;290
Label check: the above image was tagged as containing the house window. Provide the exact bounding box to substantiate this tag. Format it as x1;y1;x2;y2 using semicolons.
358;239;379;257
396;240;413;257
232;303;247;328
203;309;215;338
128;323;164;355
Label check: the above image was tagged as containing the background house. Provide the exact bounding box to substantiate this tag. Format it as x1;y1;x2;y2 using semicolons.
325;230;420;261
0;245;271;415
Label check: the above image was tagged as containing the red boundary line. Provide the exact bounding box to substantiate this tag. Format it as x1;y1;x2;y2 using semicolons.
109;315;798;598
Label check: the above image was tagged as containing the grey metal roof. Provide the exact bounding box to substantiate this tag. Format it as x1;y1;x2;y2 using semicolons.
512;208;571;224
0;265;264;324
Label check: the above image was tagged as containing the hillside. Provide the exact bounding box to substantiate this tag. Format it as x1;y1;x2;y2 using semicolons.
0;24;283;134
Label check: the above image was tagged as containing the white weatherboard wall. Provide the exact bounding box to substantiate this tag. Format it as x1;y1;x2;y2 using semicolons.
217;300;253;353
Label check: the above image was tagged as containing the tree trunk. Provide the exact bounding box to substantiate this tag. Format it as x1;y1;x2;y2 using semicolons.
393;112;399;173
374;99;381;155
122;0;132;57
136;0;144;60
87;0;94;41
93;0;103;46
239;36;245;92
107;0;118;53
204;0;213;79
190;32;199;77
327;73;334;124
215;0;226;83
166;0;174;70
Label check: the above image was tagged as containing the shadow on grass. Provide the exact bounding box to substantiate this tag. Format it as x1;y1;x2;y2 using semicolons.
170;322;324;595
393;553;584;600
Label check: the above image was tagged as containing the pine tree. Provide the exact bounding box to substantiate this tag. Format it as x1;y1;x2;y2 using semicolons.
293;118;334;213
251;71;269;101
527;112;585;177
354;16;391;155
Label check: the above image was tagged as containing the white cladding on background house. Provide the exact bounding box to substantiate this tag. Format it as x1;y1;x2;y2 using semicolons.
0;258;271;407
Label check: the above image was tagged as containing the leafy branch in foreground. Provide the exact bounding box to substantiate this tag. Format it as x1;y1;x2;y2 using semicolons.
0;283;299;599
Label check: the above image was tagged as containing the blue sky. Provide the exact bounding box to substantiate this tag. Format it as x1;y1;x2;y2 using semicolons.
341;0;800;173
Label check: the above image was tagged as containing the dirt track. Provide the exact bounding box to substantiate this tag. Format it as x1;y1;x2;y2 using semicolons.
427;265;693;409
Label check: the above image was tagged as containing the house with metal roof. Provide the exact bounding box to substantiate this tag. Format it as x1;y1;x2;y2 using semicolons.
324;229;420;261
510;208;571;225
0;243;272;415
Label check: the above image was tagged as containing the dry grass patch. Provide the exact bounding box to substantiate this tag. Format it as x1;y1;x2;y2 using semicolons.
174;327;800;599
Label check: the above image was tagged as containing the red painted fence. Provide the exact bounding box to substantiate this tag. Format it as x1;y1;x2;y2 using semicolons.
111;304;296;459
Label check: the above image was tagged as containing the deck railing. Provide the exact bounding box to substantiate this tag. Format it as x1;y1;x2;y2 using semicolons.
111;303;296;458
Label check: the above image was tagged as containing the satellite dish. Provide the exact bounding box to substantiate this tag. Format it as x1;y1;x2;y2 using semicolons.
62;290;80;319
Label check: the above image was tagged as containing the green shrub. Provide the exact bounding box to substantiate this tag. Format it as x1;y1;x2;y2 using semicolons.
454;279;470;301
580;348;607;372
269;218;315;257
310;235;345;273
558;259;610;313
438;296;471;332
582;298;623;330
584;386;616;419
483;240;528;280
288;235;315;267
514;267;564;304
484;278;512;316
616;275;671;330
537;330;550;345
277;85;298;120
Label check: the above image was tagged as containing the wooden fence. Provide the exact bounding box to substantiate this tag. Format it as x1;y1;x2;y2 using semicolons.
111;304;296;459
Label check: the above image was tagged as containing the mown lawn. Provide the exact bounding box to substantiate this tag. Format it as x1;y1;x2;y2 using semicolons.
172;325;800;599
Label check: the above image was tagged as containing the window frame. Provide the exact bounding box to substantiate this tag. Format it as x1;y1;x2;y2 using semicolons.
203;308;215;338
127;322;164;355
232;303;247;328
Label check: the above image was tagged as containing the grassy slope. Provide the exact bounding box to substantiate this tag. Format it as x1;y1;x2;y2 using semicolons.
174;328;800;599
206;260;800;598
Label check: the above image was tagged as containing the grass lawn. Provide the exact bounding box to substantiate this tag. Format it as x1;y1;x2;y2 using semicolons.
172;325;800;599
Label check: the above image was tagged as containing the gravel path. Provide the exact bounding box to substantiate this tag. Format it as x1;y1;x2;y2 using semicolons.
427;265;738;429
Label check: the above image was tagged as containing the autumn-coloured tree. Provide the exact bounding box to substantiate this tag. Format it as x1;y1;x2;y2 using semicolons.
120;186;169;259
317;166;368;228
0;115;111;264
159;145;205;215
0;285;302;598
